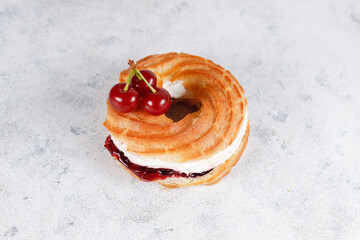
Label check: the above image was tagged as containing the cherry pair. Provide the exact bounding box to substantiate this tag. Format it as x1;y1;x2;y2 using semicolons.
108;61;171;115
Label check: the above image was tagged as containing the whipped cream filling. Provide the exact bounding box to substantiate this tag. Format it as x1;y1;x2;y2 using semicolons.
163;80;187;98
111;109;248;174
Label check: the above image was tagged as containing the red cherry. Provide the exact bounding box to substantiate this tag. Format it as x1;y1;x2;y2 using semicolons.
108;83;139;113
142;87;171;115
130;70;157;96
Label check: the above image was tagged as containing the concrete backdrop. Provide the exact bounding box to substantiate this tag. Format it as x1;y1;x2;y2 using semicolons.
1;0;360;239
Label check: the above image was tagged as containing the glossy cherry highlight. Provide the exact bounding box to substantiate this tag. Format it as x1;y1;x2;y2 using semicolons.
108;83;139;113
142;87;171;115
130;70;157;96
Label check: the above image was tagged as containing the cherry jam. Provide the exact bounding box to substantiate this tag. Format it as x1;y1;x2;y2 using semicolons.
104;136;213;181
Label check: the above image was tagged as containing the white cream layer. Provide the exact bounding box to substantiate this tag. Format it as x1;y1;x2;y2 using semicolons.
111;109;248;174
162;80;187;98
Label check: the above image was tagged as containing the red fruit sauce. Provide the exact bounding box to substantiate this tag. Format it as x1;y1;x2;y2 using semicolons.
104;136;213;181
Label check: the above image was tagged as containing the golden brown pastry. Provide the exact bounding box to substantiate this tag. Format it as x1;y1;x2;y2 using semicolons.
104;52;249;188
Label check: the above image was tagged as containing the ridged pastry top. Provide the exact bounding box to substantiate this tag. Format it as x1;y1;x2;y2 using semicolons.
104;52;247;163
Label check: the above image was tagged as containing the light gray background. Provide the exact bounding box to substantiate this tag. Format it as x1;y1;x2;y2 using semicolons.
1;0;360;239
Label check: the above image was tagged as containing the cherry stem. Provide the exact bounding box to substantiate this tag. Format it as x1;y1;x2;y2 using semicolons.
135;71;142;80
123;69;134;92
128;59;157;93
135;68;157;93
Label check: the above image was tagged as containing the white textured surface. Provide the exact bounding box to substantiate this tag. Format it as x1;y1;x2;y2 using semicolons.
1;0;360;239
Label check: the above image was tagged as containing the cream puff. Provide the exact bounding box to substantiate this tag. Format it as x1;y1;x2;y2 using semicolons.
104;52;249;188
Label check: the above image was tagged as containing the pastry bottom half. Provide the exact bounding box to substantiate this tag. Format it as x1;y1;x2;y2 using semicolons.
104;122;249;188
